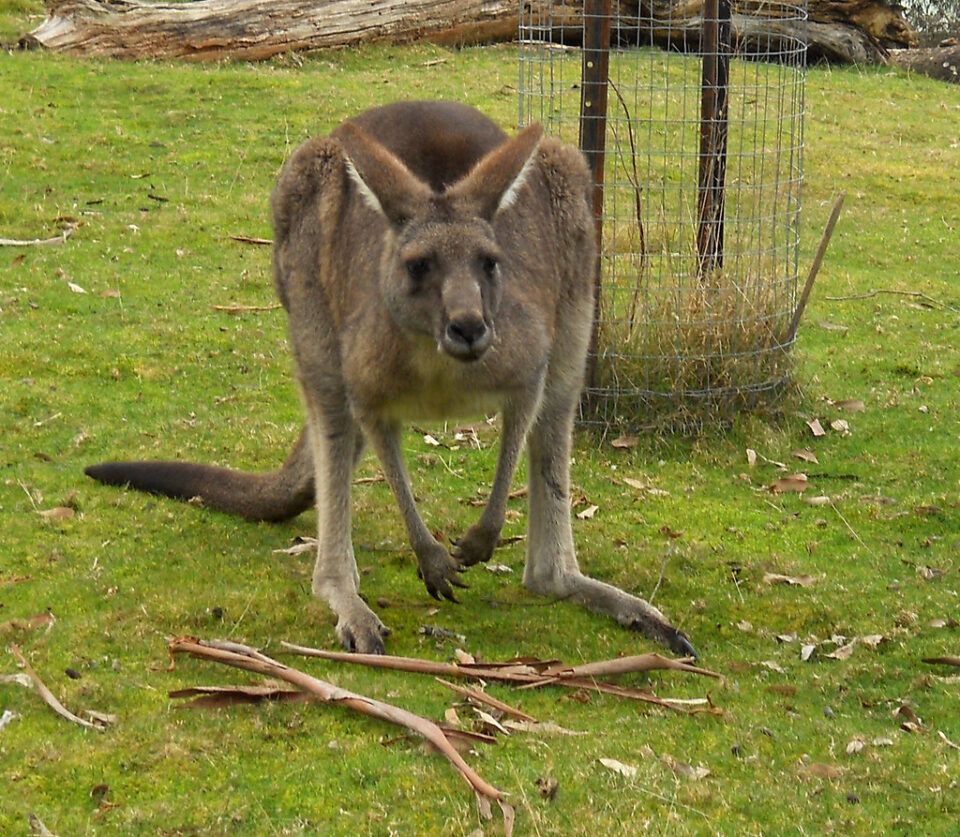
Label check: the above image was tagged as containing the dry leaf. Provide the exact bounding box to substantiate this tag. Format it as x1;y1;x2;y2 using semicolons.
598;757;637;778
760;660;786;674
807;418;826;437
922;656;960;667
826;640;857;661
622;477;648;491
802;495;832;506
861;634;886;649
611;435;639;449
834;399;865;413
937;730;960;750
763;572;818;587
67;282;87;294
746;448;758;467
769;474;809;494
576;504;599;520
801;644;817;661
802;762;842;780
658;524;684;539
830;418;851;435
38;507;75;521
474;708;510;736
793;449;819;464
846;737;866;755
661;754;711;780
503;719;586;737
423;433;441;447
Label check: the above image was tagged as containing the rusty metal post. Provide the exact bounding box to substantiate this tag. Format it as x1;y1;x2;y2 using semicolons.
696;0;731;281
580;0;611;382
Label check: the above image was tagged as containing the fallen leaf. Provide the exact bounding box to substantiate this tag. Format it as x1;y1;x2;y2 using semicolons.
818;321;848;334
845;738;866;755
801;644;817;661
67;282;87;294
834;399;865;413
746;448;758;467
937;730;960;750
806;418;826;437
658;524;684;538
793;449;819;464
622;477;648;491
576;504;599;520
169;683;306;708
830;418;851;435
38;507;75;521
922;656;960;667
484;564;513;575
861;634;887;649
474;708;510;736
763;572;818;587
423;433;441;447
503;719;586;737
611;435;639;449
598;757;637;778
769;474;809;494
801;762;842;781
535;776;559;800
661;754;711;780
760;660;786;674
826;640;857;661
802;495;832;506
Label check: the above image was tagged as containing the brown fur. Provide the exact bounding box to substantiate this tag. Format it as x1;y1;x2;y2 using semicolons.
86;102;694;657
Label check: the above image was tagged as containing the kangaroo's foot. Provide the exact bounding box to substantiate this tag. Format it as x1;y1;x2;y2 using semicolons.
452;521;500;568
526;569;697;657
415;540;468;602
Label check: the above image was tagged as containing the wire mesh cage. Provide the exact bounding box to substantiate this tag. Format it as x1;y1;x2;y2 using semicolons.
518;0;807;431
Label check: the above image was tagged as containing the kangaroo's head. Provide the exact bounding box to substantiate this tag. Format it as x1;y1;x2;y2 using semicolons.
337;120;543;363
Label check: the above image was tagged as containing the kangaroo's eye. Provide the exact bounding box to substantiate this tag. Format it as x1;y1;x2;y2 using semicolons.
481;256;498;280
406;257;430;285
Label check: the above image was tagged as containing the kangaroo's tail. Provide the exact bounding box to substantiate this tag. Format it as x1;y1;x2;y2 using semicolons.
85;428;315;523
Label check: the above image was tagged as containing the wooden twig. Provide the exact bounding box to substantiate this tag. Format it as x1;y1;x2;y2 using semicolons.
279;643;722;713
785;192;846;344
0;227;76;247
228;234;273;246
169;638;509;812
436;678;538;722
9;643;103;732
824;288;960;314
212;303;282;314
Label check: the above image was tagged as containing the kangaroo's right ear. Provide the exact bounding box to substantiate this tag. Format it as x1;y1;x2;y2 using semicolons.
336;122;433;227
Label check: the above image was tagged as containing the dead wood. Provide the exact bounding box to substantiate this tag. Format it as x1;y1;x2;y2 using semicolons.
0;227;76;247
168;637;510;812
887;45;960;83
279;642;722;713
22;0;915;68
9;642;104;732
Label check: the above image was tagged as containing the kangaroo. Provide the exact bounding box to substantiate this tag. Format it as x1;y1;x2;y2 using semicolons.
86;101;695;657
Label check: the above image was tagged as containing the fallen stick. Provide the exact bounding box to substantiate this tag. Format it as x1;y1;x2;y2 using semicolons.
785;191;846;345
280;643;722;713
0;227;76;247
9;643;103;732
436;678;538;722
228;234;273;246
211;303;282;314
169;637;510;817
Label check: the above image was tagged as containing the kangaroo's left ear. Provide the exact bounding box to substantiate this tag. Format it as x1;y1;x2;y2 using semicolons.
447;123;543;222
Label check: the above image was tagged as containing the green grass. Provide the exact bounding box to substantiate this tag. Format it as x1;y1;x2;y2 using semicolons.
3;9;960;834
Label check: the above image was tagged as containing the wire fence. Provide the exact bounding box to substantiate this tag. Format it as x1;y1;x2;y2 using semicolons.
519;0;807;431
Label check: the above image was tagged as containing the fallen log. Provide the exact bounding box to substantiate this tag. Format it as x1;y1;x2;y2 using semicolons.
22;0;916;66
887;44;960;83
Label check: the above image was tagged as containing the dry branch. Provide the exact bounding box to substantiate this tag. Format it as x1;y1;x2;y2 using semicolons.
0;227;76;247
168;637;510;813
280;642;722;712
20;0;919;70
9;642;104;732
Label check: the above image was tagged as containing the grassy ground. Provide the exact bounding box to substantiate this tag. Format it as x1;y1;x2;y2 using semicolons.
3;7;960;835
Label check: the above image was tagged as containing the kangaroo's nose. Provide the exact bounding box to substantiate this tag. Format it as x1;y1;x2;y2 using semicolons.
444;314;491;360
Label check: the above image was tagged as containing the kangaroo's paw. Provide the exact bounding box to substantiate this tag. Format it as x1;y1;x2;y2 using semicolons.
528;570;697;658
334;602;392;654
452;522;500;568
416;541;468;602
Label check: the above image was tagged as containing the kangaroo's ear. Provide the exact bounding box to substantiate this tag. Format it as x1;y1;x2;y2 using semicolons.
448;123;544;221
336;122;433;227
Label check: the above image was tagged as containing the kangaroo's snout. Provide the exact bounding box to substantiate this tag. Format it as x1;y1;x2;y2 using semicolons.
443;312;492;361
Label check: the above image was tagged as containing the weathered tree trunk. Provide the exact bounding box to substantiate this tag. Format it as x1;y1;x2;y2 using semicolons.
20;0;519;60
888;44;960;83
21;0;919;69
